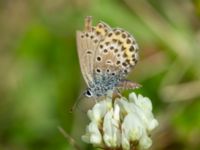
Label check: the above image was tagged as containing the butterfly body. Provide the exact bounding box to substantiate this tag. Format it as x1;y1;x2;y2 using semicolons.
77;16;139;98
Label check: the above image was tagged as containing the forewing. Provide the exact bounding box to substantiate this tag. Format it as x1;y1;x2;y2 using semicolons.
76;21;111;86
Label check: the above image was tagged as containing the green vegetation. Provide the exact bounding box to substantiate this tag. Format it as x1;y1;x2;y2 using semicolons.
0;0;200;149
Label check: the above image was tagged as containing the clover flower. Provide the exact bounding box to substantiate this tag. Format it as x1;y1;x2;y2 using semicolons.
82;92;158;150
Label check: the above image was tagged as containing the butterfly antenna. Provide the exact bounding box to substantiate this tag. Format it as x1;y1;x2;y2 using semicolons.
84;16;92;32
57;126;82;150
70;92;84;113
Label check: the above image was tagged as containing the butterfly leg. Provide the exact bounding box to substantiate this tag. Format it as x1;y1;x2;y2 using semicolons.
70;93;84;113
111;88;122;104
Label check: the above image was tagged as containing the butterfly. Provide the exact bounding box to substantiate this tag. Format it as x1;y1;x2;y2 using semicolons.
76;16;140;98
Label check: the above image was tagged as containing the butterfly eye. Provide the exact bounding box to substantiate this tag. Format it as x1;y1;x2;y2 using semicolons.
85;89;93;97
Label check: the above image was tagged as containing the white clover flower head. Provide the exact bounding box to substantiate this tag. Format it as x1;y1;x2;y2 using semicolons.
82;92;159;150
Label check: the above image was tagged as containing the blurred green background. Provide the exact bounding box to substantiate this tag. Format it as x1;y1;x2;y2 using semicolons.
0;0;200;149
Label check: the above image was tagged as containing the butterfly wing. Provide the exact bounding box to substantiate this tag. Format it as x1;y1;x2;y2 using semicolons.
76;17;111;86
76;31;96;86
94;28;139;82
